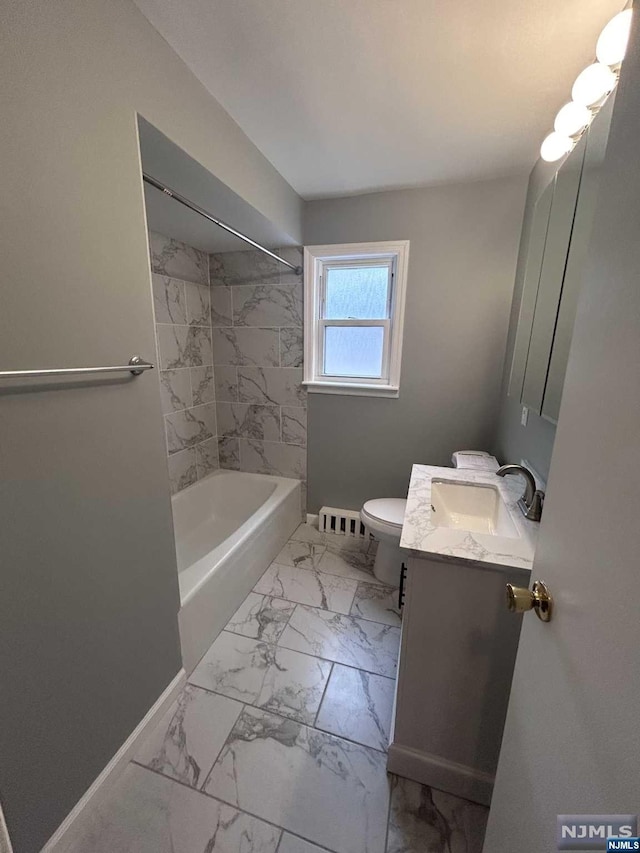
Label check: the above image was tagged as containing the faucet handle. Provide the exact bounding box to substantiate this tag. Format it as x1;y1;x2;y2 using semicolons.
521;489;544;522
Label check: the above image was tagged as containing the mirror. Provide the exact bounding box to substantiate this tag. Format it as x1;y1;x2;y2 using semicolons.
508;89;617;422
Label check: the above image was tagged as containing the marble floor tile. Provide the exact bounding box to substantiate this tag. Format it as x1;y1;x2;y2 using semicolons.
189;632;331;724
204;706;390;853
255;563;357;615
134;685;242;789
278;834;329;853
386;776;488;853
289;522;330;545
315;664;395;752
225;592;295;643
351;583;402;627
317;546;385;586
279;605;401;678
274;540;326;570
59;762;281;853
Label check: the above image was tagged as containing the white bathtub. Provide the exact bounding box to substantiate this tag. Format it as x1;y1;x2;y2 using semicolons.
173;469;302;672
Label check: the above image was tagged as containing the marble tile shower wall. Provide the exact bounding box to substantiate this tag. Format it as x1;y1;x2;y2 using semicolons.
149;231;218;494
208;248;307;507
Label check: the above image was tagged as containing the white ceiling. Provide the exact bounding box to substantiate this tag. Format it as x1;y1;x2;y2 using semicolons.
134;0;624;199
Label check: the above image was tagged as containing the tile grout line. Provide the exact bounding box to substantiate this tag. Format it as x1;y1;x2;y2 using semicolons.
311;661;334;730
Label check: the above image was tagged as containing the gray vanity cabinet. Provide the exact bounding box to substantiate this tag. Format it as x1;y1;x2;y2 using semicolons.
387;555;528;806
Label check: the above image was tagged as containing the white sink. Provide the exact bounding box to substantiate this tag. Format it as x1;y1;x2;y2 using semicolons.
430;479;518;538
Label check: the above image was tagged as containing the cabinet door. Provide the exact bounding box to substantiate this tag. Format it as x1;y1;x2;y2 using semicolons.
542;92;616;422
508;179;555;398
522;133;586;413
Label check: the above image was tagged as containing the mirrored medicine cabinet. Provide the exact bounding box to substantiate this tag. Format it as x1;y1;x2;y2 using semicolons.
508;90;617;423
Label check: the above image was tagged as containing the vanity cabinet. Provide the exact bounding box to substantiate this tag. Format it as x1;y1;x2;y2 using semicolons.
388;555;529;805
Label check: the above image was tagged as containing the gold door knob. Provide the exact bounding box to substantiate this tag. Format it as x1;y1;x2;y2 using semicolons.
506;581;553;622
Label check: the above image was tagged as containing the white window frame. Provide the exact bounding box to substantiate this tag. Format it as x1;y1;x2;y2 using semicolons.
303;241;410;398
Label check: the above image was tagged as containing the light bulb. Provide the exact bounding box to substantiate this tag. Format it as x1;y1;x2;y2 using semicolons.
596;9;633;66
571;62;617;107
540;132;573;163
554;101;592;137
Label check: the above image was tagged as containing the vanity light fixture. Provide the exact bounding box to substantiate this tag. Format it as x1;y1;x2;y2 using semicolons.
596;8;633;66
554;101;593;137
540;132;573;163
539;7;631;162
571;62;617;107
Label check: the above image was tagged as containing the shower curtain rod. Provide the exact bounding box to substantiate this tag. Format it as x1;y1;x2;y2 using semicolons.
143;173;303;276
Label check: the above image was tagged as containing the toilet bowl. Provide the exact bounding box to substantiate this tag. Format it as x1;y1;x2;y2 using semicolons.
360;498;407;586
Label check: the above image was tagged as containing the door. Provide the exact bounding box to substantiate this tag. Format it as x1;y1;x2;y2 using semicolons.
483;17;640;852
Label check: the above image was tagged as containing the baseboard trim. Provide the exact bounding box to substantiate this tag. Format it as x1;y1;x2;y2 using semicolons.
387;742;494;806
43;669;186;851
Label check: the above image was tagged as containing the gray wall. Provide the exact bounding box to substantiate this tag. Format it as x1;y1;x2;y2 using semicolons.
303;176;527;513
493;159;559;481
0;1;302;850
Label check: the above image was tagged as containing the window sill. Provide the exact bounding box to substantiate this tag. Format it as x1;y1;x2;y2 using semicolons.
303;381;399;398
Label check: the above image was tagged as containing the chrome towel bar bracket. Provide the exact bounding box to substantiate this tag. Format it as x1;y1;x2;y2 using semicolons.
0;355;154;379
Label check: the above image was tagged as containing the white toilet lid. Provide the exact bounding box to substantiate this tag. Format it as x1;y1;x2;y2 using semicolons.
362;498;407;528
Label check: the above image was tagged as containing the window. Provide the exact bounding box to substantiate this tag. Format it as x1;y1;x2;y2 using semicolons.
303;241;410;397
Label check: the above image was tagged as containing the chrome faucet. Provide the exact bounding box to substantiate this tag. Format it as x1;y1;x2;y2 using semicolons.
496;464;545;522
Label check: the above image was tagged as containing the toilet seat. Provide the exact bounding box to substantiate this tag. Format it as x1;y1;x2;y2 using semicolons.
361;498;407;539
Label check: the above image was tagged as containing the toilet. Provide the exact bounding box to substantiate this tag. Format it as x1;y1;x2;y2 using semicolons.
360;450;499;586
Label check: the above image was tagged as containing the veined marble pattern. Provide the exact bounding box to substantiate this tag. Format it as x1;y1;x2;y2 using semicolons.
400;464;537;570
185;282;211;327
134;685;242;788
59;763;281;853
273;540;326;570
70;520;488;852
211;286;233;326
203;706;390;853
217;403;281;442
255;563;358;615
152;274;187;324
233;284;303;328
315;664;395;752
215;365;239;402
191;366;215;406
213;327;280;367
149;230;208;286
318;545;385;585
159;369;192;414
387;776;489;853
165;404;216;455
167;447;197;494
158;324;213;370
190;632;331;725
239;439;306;480
218;436;241;470
238;367;305;408
279;328;304;368
226;592;295;643
281;407;307;447
351;582;402;627
195;437;219;478
278;834;327;853
209;250;280;287
279;605;401;678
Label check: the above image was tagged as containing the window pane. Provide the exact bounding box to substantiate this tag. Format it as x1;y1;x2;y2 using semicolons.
323;326;385;378
324;265;389;319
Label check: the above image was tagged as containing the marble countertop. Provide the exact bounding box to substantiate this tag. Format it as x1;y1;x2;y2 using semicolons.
400;464;538;572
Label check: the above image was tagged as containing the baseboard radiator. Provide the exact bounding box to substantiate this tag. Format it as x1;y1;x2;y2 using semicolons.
319;506;369;538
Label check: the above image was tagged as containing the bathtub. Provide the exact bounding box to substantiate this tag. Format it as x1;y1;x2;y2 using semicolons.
173;469;302;672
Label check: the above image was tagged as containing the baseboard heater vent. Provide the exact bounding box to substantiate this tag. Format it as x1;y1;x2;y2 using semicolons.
319;506;368;538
